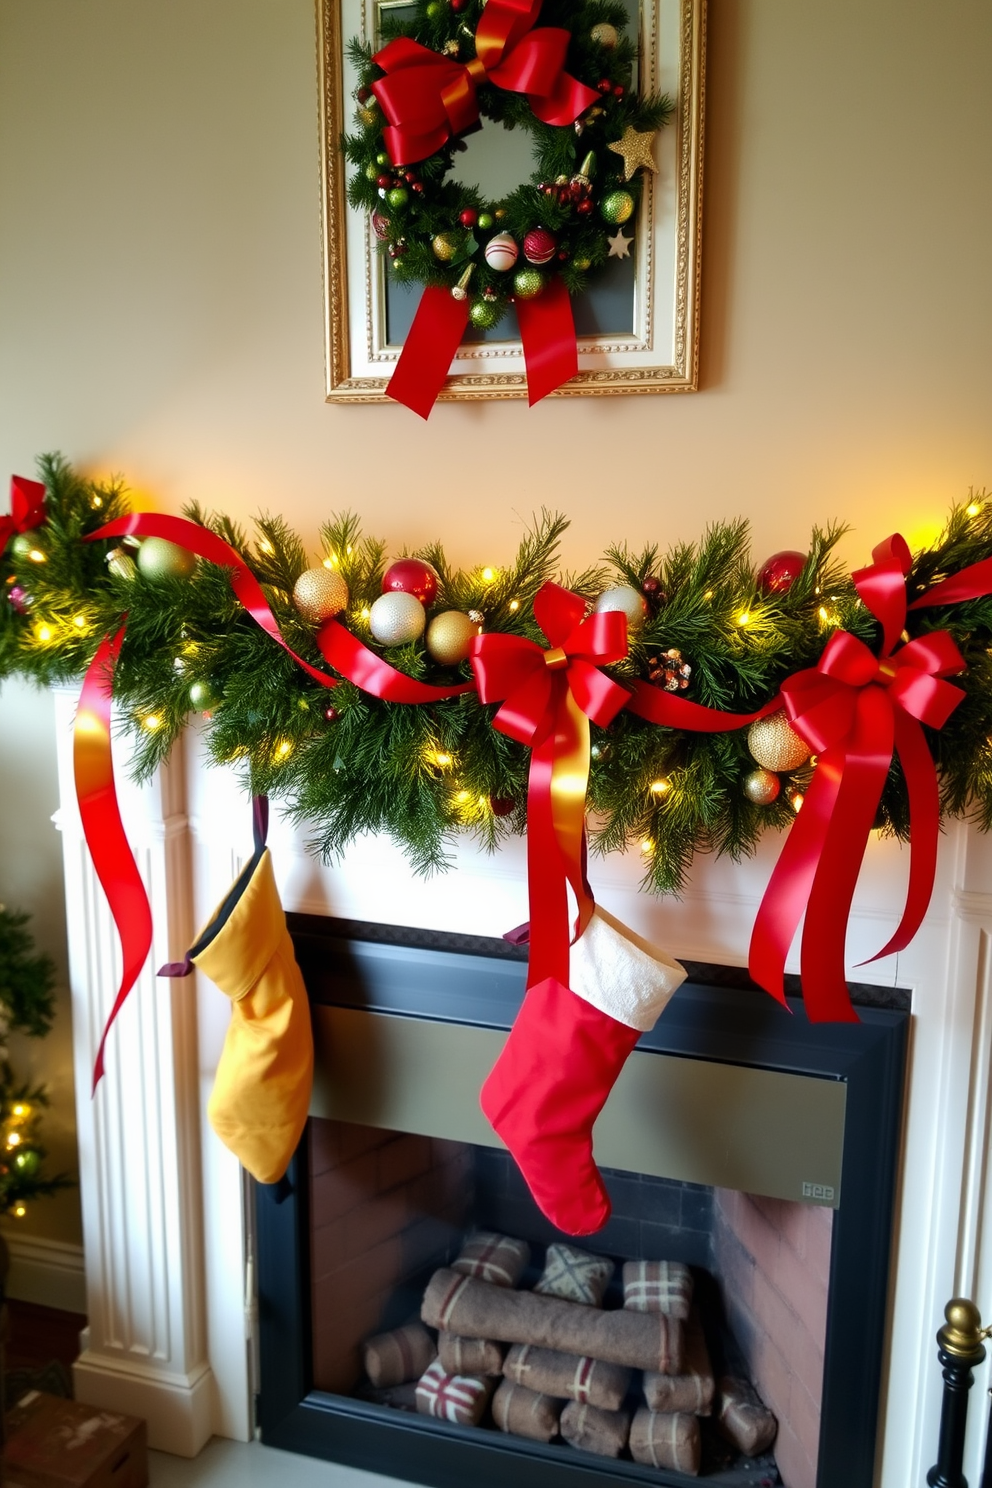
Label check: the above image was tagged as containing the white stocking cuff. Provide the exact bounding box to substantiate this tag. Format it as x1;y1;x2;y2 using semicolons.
570;906;686;1032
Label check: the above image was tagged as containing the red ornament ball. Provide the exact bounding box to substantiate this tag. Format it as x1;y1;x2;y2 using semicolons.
324;705;340;722
489;795;516;816
382;557;440;605
641;574;665;599
459;207;478;227
371;211;391;240
523;228;557;265
756;550;806;595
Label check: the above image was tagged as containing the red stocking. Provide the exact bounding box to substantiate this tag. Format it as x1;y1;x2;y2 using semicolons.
481;907;685;1235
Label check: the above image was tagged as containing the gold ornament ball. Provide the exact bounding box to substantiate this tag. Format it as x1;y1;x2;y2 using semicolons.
432;233;459;262
426;610;480;665
591;21;618;47
744;768;781;806
136;536;197;581
369;590;426;645
747;710;810;772
292;566;349;624
106;546;138;581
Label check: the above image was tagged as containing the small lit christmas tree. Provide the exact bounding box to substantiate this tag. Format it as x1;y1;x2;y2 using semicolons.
0;905;71;1218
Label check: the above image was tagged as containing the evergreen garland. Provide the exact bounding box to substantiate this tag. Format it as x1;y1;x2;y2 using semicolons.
4;456;992;894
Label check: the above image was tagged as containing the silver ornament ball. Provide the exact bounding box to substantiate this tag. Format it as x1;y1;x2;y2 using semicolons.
743;768;781;806
594;584;648;632
369;590;426;645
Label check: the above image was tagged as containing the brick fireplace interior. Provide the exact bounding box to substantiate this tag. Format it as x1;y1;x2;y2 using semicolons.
254;917;906;1488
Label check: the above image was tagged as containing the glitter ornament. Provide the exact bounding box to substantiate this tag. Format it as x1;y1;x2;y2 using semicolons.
757;550;807;595
369;590;426;645
523;228;557;265
747;709;810;772
601;190;635;224
432;233;459;261
470;299;500;330
387;186;409;209
137;536;197;581
594;584;648;632
426;609;479;665
648;649;692;692
6;584;30;613
591;21;618;46
292;566;349;623
189;678;222;712
106;546;138;582
513;268;544;299
484;232;519;272
382;557;439;605
744;768;781;806
371;211;391;240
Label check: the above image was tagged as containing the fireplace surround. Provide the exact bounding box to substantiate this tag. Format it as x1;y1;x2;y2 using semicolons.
253;917;907;1488
51;700;992;1486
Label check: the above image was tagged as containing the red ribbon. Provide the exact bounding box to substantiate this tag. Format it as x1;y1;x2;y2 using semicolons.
1;476;46;556
74;629;155;1091
372;0;598;165
516;277;578;407
87;514;340;690
317;617;474;702
469;582;629;990
386;287;470;419
748;535;966;1022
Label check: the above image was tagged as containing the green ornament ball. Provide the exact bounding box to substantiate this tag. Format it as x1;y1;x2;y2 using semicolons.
387;186;409;209
513;268;544;300
477;211;494;230
376;152;389;167
601;190;635;225
365;163;379;181
13;1147;41;1177
469;299;500;329
189;678;222;712
425;1;442;15
136;536;197;581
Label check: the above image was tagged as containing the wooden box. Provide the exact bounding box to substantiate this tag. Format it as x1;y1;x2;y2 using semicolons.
4;1391;148;1488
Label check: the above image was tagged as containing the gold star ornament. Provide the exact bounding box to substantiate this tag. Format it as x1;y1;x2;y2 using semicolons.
607;126;659;182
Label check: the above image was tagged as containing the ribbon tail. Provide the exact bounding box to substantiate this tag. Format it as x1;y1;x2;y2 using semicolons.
551;687;595;941
516;277;578;405
862;711;940;963
748;756;844;1009
526;719;571;989
386;286;470;419
317;618;474;702
627;681;778;732
74;630;154;1092
800;690;893;1021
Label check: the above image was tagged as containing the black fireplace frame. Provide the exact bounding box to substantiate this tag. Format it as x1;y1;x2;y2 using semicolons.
256;917;909;1488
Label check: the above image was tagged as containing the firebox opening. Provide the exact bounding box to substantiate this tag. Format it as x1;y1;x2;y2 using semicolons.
308;1115;832;1485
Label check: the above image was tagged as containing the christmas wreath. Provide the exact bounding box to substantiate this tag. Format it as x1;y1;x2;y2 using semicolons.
342;0;673;414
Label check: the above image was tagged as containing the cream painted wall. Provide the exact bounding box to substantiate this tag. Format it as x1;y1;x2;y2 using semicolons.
0;0;990;1251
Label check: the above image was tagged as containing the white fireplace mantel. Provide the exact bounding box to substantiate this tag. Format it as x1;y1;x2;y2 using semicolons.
51;688;992;1484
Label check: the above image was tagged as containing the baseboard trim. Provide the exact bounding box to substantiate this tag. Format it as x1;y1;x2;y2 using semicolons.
2;1232;86;1314
73;1353;214;1455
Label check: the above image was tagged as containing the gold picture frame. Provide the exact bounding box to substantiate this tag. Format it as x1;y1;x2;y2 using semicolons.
317;0;705;402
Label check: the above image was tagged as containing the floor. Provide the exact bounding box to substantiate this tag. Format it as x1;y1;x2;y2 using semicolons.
150;1439;406;1488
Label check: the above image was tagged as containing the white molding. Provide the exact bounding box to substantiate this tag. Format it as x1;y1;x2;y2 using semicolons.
1;1232;86;1314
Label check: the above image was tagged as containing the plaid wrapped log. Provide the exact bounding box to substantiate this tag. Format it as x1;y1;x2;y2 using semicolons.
414;1359;494;1426
534;1243;615;1307
363;1322;437;1389
629;1408;701;1474
503;1343;631;1411
622;1260;693;1320
717;1376;778;1457
438;1332;506;1377
643;1311;714;1415
492;1380;563;1442
452;1231;531;1288
422;1268;684;1373
560;1400;631;1458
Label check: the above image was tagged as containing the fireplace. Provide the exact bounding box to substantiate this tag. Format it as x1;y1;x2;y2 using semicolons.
254;916;907;1488
52;711;992;1485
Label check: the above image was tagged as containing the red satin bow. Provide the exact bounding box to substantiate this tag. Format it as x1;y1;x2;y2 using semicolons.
372;0;598;165
1;476;46;556
749;534;965;1022
469;582;629;989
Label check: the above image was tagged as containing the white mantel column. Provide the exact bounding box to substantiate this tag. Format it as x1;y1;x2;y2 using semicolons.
52;686;214;1456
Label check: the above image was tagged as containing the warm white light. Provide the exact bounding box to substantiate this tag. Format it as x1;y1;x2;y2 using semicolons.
274;739;293;760
142;714;163;732
258;538;274;556
27;548;46;563
35;623;53;643
73;614;87;629
640;837;654;854
12;1205;26;1219
737;611;750;627
481;567;496;583
791;791;804;812
7;1132;21;1148
649;779;671;796
508;599;520;612
967;502;982;518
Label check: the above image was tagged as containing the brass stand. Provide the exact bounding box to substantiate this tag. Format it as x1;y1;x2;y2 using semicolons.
928;1299;990;1488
